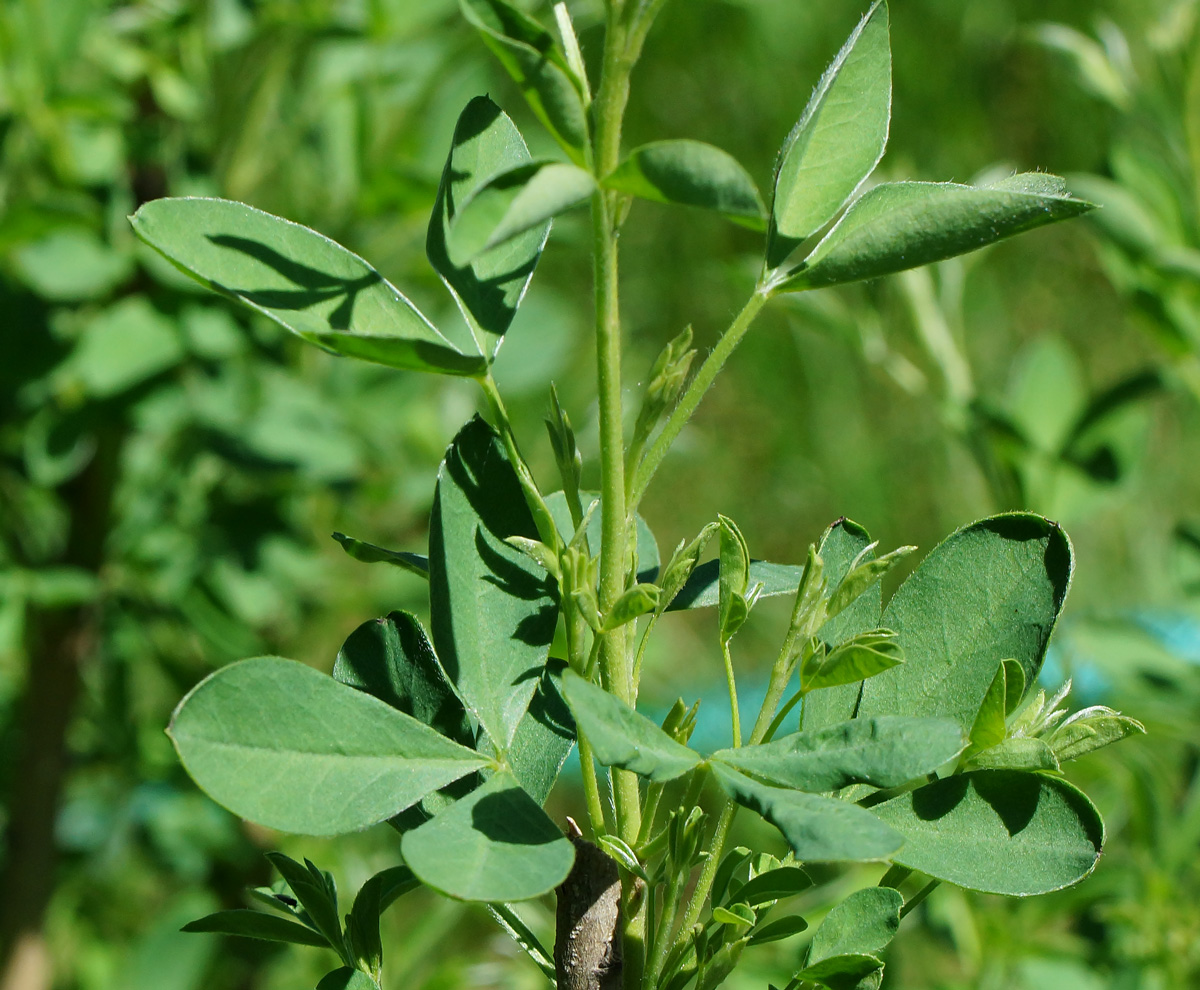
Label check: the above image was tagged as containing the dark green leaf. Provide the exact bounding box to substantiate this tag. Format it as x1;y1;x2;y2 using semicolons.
560;669;702;782
429;417;558;751
460;0;589;160
449;160;595;258
871;770;1105;895
777;177;1093;291
168;657;488;835
508;659;576;805
401;770;575;901
806;886;902;965
180;910;330;948
793;953;883;988
129;198;481;376
264;854;346;959
333;611;473;746
331;533;429;577
732;866;814;907
316;969;381;990
710;764;902;862
857;514;1073;731
749;915;809;945
713;716;964;792
718;514;753;641
667;559;805;611
605;140;765;227
426;97;549;355
769;1;891;265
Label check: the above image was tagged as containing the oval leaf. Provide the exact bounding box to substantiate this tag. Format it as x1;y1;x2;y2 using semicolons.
401;770;575;901
430;416;558;751
806;886;903;964
733;866;814;907
858;513;1073;730
778;176;1094;291
749;914;809;945
711;763;902;862
181;909;330;948
770;1;891;264
316;969;382;990
713;716;965;793
605;140;765;227
129;198;482;376
870;770;1105;895
560;669;702;782
508;659;576;804
427;97;549;355
168;658;489;835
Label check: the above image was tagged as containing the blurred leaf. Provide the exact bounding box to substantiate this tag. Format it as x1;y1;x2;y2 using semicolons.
168;657;489;835
769;1;891;264
126;892;222;990
131;198;483;375
778;176;1093;291
181;909;330;948
401;770;575;901
12;227;132;301
429;416;557;751
316;970;381;990
460;0;589;160
710;763;902;862
606;140;765;227
712;716;964;792
871;770;1105;895
560;669;702;782
331;533;430;577
858;514;1073;731
1007;335;1085;453
427;97;552;354
69;297;183;398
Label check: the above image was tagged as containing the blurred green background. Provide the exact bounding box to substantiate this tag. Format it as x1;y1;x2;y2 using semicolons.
2;0;1200;988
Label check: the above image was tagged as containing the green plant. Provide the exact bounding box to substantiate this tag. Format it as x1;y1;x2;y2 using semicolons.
128;3;1144;988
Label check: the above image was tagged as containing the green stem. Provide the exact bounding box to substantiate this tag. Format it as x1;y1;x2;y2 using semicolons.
643;867;685;989
630;289;770;509
669;797;737;962
578;732;614;837
900;880;940;919
480;374;561;552
721;639;741;748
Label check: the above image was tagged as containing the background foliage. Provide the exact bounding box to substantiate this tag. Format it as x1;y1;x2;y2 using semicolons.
1;1;1198;989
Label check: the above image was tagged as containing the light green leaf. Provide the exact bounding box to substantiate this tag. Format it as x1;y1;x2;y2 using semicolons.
1003;658;1027;715
427;97;549;356
825;546;915;621
871;770;1105;895
769;1;891;264
713;716;964;792
560;669;702;782
449;160;595;259
508;659;576;805
401;770;575;901
803;519;881;731
460;0;589;161
802;629;904;693
966;661;1008;757
967;736;1060;772
1048;709;1145;763
667;559;805;611
545;490;660;583
710;763;902;862
331;533;429;577
718;515;753;641
807;886;903;965
14;227;133;301
180;910;330;948
605;140;765;227
333;611;473;746
604;583;661;631
69;297;184;398
429;417;558;751
777;177;1093;291
168;657;488;835
857;513;1073;731
129;198;482;376
713;903;756;927
316;969;381;990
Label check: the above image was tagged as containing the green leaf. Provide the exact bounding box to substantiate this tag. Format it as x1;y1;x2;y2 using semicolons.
560;669;702;782
806;886;903;964
460;0;589;161
426;97;549;357
710;764;902;862
667;559;805;611
333;611;473;746
825;546;915;621
168;657;489;835
967;736;1060;772
68;297;184;398
857;514;1073;731
769;1;891;265
732;866;814;907
545;490;661;583
871;770;1105;895
449;160;595;259
605;140;765;227
1003;658;1027;715
1048;709;1145;763
429;416;558;751
401;770;575;901
802;629;904;693
713;716;964;793
331;533;429;578
346;873;382;977
129;198;481;376
793;954;883;988
316;969;381;990
604;583;661;630
13;226;133;301
777;176;1093;291
264;854;346;959
966;661;1008;757
803;519;882;731
749;915;810;945
713;903;756;927
508;659;576;805
718;515;753;640
373;866;419;912
181;910;330;948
